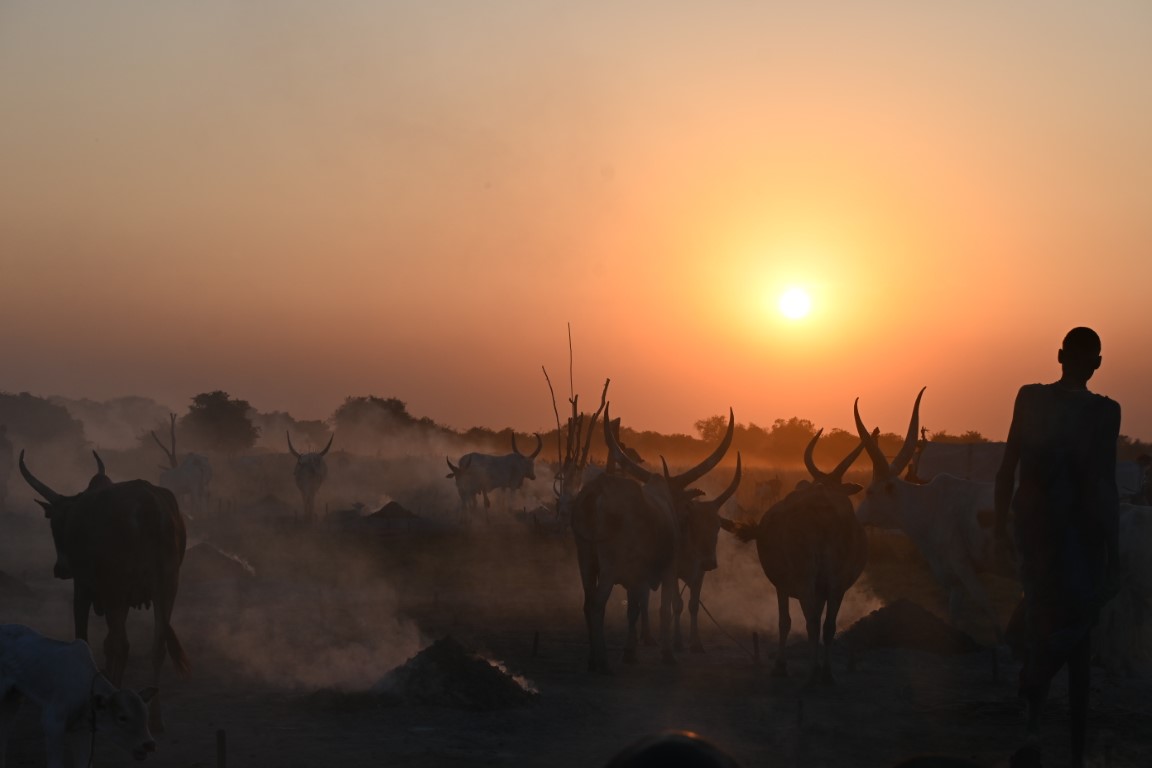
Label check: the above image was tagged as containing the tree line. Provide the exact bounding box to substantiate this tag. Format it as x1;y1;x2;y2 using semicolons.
3;390;1151;465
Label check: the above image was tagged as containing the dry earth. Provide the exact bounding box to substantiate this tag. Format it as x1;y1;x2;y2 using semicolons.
1;504;1150;768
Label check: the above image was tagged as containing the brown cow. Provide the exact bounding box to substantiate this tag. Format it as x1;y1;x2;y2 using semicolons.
571;406;734;673
18;452;189;732
721;429;868;683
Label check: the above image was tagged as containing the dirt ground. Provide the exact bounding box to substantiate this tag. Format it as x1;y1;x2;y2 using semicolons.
2;506;1150;768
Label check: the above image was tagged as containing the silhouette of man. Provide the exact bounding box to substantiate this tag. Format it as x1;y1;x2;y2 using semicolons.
994;327;1121;768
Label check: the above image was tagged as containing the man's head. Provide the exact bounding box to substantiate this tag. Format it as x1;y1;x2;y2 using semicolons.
1058;326;1102;382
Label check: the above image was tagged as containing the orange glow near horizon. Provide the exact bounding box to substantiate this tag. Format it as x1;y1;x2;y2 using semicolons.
0;4;1150;441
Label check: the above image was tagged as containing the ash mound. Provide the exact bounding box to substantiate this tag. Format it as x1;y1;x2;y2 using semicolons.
373;636;539;710
839;599;981;655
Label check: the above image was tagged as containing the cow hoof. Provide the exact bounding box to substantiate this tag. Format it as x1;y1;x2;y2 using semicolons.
622;649;638;665
642;635;658;647
819;667;836;686
770;661;788;679
689;643;705;654
661;650;677;666
673;639;684;652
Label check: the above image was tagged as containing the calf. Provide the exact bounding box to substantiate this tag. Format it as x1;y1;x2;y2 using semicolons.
0;624;156;768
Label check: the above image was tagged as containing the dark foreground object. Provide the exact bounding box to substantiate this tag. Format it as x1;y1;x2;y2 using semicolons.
840;599;983;655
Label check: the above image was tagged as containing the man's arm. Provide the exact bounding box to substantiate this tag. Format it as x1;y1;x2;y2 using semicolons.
1100;400;1122;571
994;387;1025;539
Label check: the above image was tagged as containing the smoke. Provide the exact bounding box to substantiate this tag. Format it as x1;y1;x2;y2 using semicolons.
49;395;174;452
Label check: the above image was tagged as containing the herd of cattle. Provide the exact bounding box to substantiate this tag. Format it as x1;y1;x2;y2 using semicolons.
2;389;1152;765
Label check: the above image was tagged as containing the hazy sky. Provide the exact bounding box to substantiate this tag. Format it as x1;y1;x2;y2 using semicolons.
1;2;1149;440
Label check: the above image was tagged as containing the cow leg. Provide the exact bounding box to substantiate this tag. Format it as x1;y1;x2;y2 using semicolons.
800;595;824;684
72;586;91;642
658;576;677;665
103;605;130;687
687;575;705;653
671;586;684;652
820;593;845;684
772;590;790;678
584;576;613;674
638;591;656;646
623;586;644;664
39;708;68;768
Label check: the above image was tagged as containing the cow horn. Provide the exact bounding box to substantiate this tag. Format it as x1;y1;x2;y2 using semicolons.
318;434;334;457
286;432;300;458
18;451;63;504
803;429;830;483
703;452;742;511
889;387;925;476
528;433;543;460
854;398;889;483
604;404;653;483
446;457;459;474
92;450;107;477
661;456;671;480
816;429;873;485
671;407;735;488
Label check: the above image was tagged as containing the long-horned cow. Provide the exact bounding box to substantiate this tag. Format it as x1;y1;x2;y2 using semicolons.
853;388;1001;637
18;452;189;732
287;432;333;522
721;430;869;682
151;414;212;518
446;433;543;514
641;453;743;654
572;406;734;673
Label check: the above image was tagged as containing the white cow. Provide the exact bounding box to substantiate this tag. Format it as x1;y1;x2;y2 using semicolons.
1095;503;1152;677
0;624;157;768
854;388;1001;637
446;434;543;515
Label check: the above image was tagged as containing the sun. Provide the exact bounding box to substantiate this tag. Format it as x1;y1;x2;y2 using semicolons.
778;286;812;319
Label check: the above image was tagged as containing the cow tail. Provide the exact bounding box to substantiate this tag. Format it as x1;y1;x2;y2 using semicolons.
166;626;191;677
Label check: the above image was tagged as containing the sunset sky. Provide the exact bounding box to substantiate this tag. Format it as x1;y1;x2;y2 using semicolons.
1;2;1149;441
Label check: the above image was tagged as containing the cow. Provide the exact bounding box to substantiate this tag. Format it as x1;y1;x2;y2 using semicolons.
668;453;742;653
853;388;1002;638
1093;502;1152;677
446;433;543;515
18;452;189;733
151;414;212;518
571;406;734;673
0;624;158;768
720;429;868;682
287;432;333;522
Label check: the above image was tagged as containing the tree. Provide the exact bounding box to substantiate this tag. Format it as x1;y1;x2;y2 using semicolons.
930;429;989;444
0;392;86;449
180;391;259;453
694;415;729;443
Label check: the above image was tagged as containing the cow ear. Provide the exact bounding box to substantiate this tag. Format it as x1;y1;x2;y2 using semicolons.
839;482;864;496
137;686;159;704
976;508;995;529
35;499;51;518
